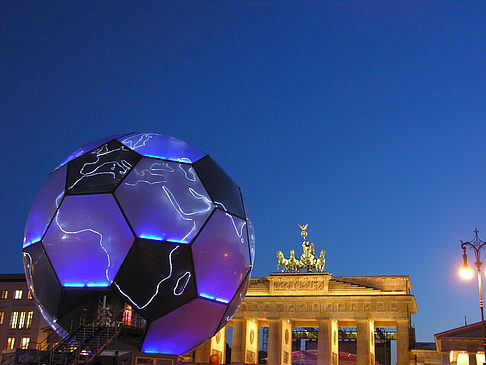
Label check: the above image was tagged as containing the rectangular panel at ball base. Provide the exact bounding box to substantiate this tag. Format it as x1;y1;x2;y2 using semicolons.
115;352;178;365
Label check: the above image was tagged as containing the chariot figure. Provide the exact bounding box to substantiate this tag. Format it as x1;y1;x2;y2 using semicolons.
275;224;327;273
300;241;317;272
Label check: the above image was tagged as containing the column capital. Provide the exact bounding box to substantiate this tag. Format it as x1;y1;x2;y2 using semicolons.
317;318;339;326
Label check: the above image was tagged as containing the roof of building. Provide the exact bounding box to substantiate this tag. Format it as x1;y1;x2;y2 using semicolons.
0;273;26;282
413;342;437;350
435;322;483;339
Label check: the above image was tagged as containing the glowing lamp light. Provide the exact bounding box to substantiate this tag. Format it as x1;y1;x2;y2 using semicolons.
459;266;474;280
460;251;474;280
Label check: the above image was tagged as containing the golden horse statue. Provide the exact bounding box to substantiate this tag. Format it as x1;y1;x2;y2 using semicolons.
276;250;288;272
287;249;300;272
315;249;326;272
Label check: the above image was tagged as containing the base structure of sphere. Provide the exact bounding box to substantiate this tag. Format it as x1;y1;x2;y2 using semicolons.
22;132;255;355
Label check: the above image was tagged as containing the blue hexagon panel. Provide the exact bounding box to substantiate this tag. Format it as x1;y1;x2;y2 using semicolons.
116;158;214;244
23;165;66;248
217;271;250;332
247;218;256;267
192;209;251;304
119;133;207;163
142;298;226;355
42;194;134;287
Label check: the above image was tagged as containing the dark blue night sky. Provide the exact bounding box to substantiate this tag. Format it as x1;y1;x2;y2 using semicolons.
1;0;486;342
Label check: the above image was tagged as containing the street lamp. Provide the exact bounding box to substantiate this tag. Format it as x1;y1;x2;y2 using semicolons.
460;229;486;357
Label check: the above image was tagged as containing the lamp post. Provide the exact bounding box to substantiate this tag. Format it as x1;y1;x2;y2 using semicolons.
460;229;486;359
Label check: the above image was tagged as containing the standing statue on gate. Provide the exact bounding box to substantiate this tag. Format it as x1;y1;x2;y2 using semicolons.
275;224;326;273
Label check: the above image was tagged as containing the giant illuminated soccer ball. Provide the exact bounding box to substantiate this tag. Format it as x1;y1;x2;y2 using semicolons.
22;132;254;355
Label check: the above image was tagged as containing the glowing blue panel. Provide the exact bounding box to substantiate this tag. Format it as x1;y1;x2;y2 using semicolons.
43;194;134;287
118;133;207;163
55;133;126;170
23;165;66;248
116;158;214;243
217;271;250;332
37;304;68;339
142;298;226;355
192;209;251;303
22;243;62;324
247;218;256;266
199;293;229;304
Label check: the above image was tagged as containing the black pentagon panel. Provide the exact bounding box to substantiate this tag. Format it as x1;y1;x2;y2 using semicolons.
66;140;142;195
193;156;246;219
22;242;62;322
216;271;250;333
114;238;197;322
56;288;110;331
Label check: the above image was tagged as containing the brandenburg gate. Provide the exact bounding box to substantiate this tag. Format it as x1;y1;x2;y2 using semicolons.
194;225;417;365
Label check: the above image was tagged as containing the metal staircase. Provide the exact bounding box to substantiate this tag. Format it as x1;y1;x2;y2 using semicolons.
2;299;146;365
46;309;122;365
47;325;120;364
0;307;124;365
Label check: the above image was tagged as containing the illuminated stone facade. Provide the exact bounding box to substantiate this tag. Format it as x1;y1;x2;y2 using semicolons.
196;272;417;365
412;322;486;365
0;274;49;357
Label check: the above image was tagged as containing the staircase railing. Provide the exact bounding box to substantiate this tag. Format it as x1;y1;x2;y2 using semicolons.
47;308;123;365
6;308;124;365
0;352;16;365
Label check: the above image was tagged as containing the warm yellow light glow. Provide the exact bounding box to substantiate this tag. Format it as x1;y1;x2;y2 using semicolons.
476;352;485;365
460;266;474;280
457;352;469;365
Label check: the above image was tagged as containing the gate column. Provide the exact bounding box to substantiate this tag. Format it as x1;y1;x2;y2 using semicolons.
231;319;259;364
268;319;292;365
357;320;375;365
396;319;410;365
318;319;339;365
195;327;226;363
232;319;244;363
